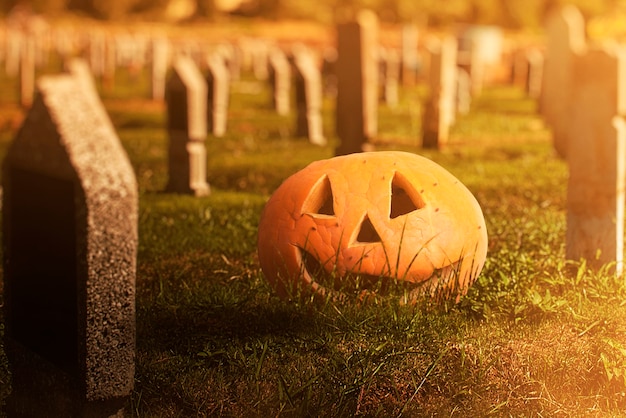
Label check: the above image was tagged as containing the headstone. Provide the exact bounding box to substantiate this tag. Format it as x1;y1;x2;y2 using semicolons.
456;66;471;115
151;36;170;101
165;56;210;196
422;36;457;149
335;9;379;155
206;54;230;138
321;47;338;98
541;5;586;158
2;73;137;417
400;23;419;86
293;49;326;146
268;48;291;115
566;43;626;275
19;34;35;108
525;48;544;100
380;47;400;108
5;28;21;77
457;25;503;96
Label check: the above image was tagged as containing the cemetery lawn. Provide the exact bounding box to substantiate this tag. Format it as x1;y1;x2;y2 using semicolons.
1;68;626;417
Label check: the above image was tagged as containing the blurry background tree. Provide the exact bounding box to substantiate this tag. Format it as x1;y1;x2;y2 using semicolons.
0;0;625;29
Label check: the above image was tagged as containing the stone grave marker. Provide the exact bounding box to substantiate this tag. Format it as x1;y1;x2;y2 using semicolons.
268;48;291;115
293;49;326;146
525;48;544;100
5;27;21;77
541;5;586;158
206;54;230;138
165;55;210;196
422;35;457;149
335;9;379;155
456;66;471;115
400;23;419;86
151;36;171;101
380;47;400;108
20;34;35;108
566;43;626;275
2;73;137;417
321;47;338;97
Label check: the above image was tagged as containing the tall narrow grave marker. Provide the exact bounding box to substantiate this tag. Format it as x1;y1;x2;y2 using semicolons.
2;73;137;417
422;36;457;149
293;49;326;146
268;48;291;115
541;5;586;158
566;44;626;274
206;54;230;138
165;56;210;196
335;10;379;155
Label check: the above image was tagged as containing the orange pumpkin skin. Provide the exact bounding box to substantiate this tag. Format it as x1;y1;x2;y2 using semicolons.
257;151;488;302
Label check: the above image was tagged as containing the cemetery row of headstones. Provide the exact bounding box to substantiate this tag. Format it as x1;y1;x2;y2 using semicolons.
0;14;530;156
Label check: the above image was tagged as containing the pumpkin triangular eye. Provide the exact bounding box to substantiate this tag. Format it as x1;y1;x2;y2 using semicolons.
302;175;335;216
356;216;382;243
390;172;425;219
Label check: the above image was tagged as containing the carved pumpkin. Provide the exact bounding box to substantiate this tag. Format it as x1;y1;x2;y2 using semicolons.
257;151;487;302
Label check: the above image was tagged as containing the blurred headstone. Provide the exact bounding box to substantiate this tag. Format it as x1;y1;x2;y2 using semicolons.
206;54;230;138
566;43;626;275
165;56;210;196
152;37;171;101
525;49;544;100
422;36;457;149
293;49;326;146
19;34;35;108
456;67;471;115
380;47;400;108
400;23;419;86
268;48;291;115
335;9;379;155
541;5;586;158
2;73;137;417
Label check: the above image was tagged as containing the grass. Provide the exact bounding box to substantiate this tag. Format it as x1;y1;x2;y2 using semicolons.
1;25;626;416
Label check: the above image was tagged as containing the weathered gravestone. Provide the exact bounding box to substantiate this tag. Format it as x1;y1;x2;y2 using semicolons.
206;54;230;138
335;10;379;155
541;5;586;158
422;36;457;149
566;43;626;275
165;55;211;196
2;73;137;417
293;49;326;146
268;48;291;115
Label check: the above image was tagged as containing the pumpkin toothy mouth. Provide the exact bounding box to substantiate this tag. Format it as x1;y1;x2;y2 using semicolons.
298;247;426;297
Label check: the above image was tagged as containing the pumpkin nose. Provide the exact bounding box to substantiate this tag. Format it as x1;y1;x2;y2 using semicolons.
355;215;381;244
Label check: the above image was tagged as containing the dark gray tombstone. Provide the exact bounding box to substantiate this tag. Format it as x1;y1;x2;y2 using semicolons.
2;73;137;417
335;10;379;155
293;49;326;146
165;55;210;196
206;54;230;138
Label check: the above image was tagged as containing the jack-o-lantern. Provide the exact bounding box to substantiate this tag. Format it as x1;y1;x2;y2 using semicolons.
257;151;488;302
